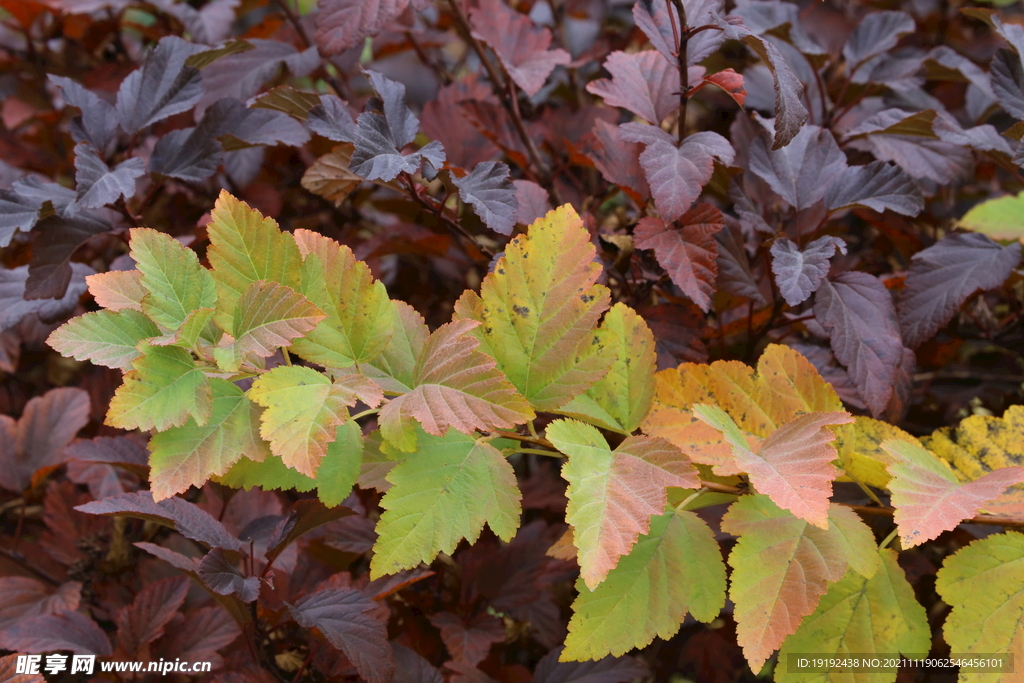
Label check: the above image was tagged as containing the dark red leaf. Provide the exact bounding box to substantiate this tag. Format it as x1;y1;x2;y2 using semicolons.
393;643;444;683
0;610;112;656
116;576;189;656
580;120;649;201
288;588;394;683
532;647;648;683
421;76;499;170
0;387;90;493
586;51;679;125
315;0;410;57
634;205;724;312
0;578;81;634
0;653;45;683
156;607;242;667
428;612;505;666
197;548;261;602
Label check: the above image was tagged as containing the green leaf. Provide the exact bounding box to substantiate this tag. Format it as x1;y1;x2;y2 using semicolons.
722;495;880;674
546;418;700;589
150;307;218;349
959;191;1024;242
206;190;303;330
575;303;657;433
290;230;395;369
561;507;726;660
248;365;381;477
776;549;930;683
377;319;534;452
106;343;212;431
148;378;270;500
47;309;159;369
454;205;613;411
935;531;1024;681
221;425;377;507
213;280;324;372
85;269;147;312
129;227;216;330
369;427;520;578
360;301;428;393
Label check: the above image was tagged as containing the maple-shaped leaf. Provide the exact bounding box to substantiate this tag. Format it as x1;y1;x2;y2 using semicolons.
586;51;679;125
149;307;218;350
212;280;324;372
580;119;649;201
428;612;505;666
770;235;847;307
350;71;444;182
218;421;364;507
378;319;533;451
561;507;725;660
288;587;394;683
634;205;723;312
47;309;158;369
49;74;119;153
291;229;395;369
897;232;1021;349
0;610;112;656
129;228;217;331
85;269;146;313
73;143;145;209
371;428;521;578
307;94;357;142
154;605;241;668
748;125;847;210
880;439;1024;548
78;490;243;550
643;345;845;476
824;160;923;216
776;549;929;683
557;303;656;434
248;365;381;477
0;387;90;493
150;121;224;183
314;0;410;56
935;531;1024;681
0;189;43;249
116;36;203;133
814;272;908;417
469;0;570;96
359;301;429;394
547;419;699;589
723;495;880;674
709;13;808;149
992;49;1024;120
116;576;189;657
620;124;734;222
106;343;212;431
694;406;852;526
206;190;303;331
147;378;270;500
454;205;612;411
452;161;518;236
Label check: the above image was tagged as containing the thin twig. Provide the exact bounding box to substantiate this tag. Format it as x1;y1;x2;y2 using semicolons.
401;172;494;258
670;0;689;143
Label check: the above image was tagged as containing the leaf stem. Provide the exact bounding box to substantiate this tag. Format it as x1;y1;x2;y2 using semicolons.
350;407;381;421
511;447;563;458
675;487;708;511
878;527;899;550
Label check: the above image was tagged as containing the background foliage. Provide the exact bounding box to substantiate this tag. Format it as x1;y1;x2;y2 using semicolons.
2;0;1024;681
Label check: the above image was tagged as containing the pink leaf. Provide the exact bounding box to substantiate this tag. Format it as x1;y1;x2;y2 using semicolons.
634;205;723;313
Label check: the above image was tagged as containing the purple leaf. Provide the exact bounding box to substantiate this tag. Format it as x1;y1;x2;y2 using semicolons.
586;51;679;125
27;210;112;300
76;491;244;551
581;120;649;199
731;0;823;56
513;180;551;226
898;233;1022;348
116;576;189;656
0;578;81;633
747;125;847;210
367;70;420;149
633;0;725;66
308;94;357;143
0;190;43;248
825;161;923;216
842;11;915;67
116;36;204;133
65;435;150;468
49;75;119;153
710;12;808;149
634;205;723;312
715;222;767;305
0;263;92;333
770;235;847;307
197;548;261;602
0;387;90;493
288;587;394;683
393;643;444;683
532;646;648;683
813;272;906;417
991;49;1024;119
73;143;146;209
452;162;518;235
0;610;112;656
197;39;319;114
315;0;410;57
